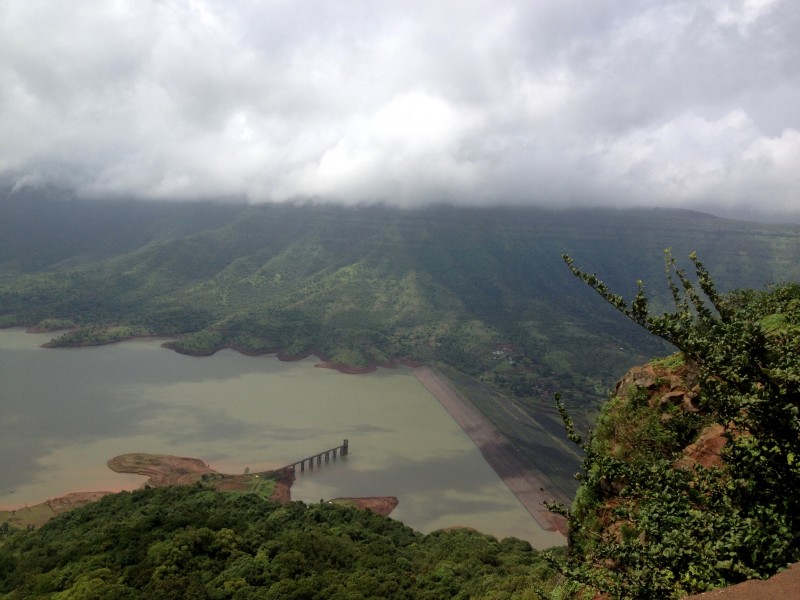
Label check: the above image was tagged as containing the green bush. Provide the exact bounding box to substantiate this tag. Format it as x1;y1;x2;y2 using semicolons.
553;253;800;599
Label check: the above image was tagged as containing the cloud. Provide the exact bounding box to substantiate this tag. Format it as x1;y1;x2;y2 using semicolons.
274;91;485;203
1;0;798;215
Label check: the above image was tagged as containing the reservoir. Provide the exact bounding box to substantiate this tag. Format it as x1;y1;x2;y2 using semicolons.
0;329;564;548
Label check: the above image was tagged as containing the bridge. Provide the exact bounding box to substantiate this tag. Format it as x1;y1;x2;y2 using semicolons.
278;439;349;473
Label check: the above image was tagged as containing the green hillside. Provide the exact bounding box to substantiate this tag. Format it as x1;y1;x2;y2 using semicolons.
3;196;800;598
2;256;798;599
552;257;800;598
0;484;560;599
3;196;800;499
3;200;799;402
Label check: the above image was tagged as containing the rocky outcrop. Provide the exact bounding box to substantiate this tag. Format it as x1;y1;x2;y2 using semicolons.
674;423;727;470
581;359;798;600
685;562;800;600
614;361;701;414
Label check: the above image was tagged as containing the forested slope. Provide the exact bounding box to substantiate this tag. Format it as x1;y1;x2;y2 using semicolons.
3;195;800;499
0;485;558;599
3;194;800;598
3;197;799;411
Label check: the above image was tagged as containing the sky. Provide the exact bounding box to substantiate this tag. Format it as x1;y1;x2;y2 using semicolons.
1;0;799;217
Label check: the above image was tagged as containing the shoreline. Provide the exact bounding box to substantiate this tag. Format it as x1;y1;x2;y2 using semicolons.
10;325;423;376
4;329;567;536
1;453;396;529
413;365;568;537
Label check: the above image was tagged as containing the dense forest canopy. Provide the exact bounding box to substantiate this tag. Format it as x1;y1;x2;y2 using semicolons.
0;484;559;599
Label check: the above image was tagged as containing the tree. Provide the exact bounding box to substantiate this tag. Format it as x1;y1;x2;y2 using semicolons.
552;251;800;599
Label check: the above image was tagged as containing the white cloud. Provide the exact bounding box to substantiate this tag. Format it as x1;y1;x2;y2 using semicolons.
595;111;754;197
713;0;780;33
1;0;798;216
275;92;483;203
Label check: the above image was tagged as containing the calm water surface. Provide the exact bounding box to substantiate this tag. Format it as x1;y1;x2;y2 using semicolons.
0;329;563;547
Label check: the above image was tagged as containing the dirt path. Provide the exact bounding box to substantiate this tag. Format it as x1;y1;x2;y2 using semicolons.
414;366;568;537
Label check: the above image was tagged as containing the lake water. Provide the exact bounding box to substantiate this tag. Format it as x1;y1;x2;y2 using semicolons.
0;329;563;547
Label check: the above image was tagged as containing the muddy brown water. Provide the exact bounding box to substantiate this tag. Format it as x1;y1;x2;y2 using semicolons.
0;329;563;547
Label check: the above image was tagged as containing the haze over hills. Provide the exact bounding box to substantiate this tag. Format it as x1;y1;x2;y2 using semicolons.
3;194;800;500
3;3;799;596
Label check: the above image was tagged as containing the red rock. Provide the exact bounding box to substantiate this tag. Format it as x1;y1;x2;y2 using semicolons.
674;424;727;469
685;562;800;600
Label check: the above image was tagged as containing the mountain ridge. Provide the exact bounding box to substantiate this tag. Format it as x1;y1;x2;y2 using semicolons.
3;196;800;500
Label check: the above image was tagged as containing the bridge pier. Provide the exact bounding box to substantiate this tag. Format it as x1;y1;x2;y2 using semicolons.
278;440;350;475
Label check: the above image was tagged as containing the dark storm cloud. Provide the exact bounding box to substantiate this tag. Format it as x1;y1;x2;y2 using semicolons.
1;0;798;213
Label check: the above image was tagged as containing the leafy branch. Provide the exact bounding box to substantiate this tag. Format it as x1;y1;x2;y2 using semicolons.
551;252;800;599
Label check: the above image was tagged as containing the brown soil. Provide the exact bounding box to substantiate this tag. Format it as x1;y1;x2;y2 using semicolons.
107;453;295;504
330;496;399;517
46;491;114;512
413;365;568;537
5;451;397;529
269;469;295;503
0;491;116;530
685;563;800;600
674;423;728;470
312;355;423;374
107;453;217;486
313;357;425;374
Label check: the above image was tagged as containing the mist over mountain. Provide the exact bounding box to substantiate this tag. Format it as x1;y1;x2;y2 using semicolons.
2;3;799;595
3;3;800;596
2;1;799;216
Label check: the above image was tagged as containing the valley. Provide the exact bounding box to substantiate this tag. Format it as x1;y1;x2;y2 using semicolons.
3;198;800;524
2;199;800;597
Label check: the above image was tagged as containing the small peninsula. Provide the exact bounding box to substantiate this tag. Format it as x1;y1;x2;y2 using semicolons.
0;453;397;530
